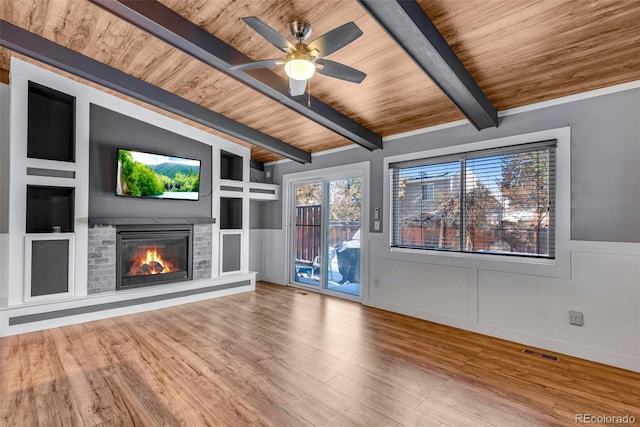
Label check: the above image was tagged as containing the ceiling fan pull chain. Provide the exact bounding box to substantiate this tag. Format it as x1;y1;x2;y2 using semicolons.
308;78;311;107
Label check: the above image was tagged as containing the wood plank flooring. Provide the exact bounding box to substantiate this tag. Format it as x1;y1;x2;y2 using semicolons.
2;282;639;426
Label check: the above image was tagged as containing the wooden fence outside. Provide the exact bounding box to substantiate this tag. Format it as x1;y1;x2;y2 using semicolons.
295;205;360;263
399;224;549;254
295;205;322;263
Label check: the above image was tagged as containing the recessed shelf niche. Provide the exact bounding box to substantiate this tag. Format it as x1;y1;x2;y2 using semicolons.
219;197;242;229
26;186;75;233
220;150;243;181
27;81;76;162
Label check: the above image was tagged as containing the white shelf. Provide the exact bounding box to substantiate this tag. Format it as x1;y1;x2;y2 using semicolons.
248;182;279;200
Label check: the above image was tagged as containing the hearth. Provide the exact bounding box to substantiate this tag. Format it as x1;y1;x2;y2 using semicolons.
116;224;193;290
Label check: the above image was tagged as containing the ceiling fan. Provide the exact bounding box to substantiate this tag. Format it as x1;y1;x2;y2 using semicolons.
232;16;367;97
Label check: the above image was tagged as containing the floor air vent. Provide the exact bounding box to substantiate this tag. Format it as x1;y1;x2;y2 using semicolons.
540;353;559;361
522;348;559;362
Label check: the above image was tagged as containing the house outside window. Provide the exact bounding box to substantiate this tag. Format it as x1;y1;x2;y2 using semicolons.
390;141;556;258
421;183;435;201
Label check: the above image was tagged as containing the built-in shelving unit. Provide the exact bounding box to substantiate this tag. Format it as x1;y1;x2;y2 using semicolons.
19;82;79;302
218;150;246;275
216;160;279;275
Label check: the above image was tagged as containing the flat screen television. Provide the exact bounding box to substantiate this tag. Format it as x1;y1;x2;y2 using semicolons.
116;148;201;201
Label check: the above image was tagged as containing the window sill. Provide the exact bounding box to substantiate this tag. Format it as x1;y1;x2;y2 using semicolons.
385;241;570;279
391;246;555;264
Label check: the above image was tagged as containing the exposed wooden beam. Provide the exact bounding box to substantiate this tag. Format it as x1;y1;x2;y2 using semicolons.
89;0;383;151
0;20;311;163
357;0;498;130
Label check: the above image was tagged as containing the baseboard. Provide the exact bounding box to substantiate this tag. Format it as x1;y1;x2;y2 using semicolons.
0;273;256;336
473;323;640;373
364;297;640;373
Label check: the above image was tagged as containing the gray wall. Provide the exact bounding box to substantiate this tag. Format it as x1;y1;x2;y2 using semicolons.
0;84;9;233
250;199;282;230
261;88;640;243
89;104;212;219
249;200;263;229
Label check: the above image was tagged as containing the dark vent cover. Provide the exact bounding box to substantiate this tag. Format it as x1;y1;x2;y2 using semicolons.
522;348;559;362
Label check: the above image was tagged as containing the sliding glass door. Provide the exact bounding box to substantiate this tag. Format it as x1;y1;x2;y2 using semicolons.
325;178;361;296
290;176;362;298
293;181;322;288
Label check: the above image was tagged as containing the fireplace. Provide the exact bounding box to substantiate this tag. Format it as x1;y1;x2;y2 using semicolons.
116;225;193;290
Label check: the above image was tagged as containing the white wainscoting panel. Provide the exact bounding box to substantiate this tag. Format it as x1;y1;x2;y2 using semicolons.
255;231;639;372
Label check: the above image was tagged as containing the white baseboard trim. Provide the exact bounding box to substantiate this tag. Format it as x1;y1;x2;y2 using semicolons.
259;276;286;286
473;323;640;373
0;273;256;336
364;297;639;373
365;298;470;328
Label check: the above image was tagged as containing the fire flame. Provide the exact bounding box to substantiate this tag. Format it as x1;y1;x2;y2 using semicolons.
129;248;174;275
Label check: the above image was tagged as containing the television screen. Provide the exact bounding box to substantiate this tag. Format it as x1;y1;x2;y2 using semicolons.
116;149;201;201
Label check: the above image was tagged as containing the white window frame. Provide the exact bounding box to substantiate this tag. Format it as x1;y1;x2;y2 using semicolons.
383;127;571;279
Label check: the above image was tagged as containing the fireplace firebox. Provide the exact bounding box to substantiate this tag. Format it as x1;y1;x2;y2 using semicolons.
116;225;193;290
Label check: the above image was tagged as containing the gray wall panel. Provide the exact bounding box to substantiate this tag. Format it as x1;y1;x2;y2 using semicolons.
222;233;241;272
26;168;75;178
249;200;263;229
263;88;640;242
89;104;212;219
30;239;69;296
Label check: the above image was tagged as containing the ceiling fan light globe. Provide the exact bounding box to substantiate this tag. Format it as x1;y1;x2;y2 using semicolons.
285;58;315;81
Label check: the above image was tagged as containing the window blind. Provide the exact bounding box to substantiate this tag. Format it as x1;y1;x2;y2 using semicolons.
390;141;556;258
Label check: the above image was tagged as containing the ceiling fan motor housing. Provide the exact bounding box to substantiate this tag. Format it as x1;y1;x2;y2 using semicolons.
290;21;312;42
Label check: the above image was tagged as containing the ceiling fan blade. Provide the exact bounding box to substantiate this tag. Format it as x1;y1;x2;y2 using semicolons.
242;17;296;53
307;22;363;57
230;59;284;71
316;59;366;83
289;78;307;97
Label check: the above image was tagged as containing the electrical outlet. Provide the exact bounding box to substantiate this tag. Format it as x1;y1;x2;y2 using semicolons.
265;170;271;178
374;220;380;231
569;310;584;326
374;277;380;287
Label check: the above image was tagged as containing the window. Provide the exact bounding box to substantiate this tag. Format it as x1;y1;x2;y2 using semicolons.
390;141;556;258
421;183;435;200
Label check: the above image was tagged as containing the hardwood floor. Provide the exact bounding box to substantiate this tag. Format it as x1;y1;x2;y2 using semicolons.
2;282;639;426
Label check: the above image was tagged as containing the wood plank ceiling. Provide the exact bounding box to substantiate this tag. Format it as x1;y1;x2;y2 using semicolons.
1;0;639;163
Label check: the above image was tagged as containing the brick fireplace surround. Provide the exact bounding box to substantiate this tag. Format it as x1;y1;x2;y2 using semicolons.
87;223;213;294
